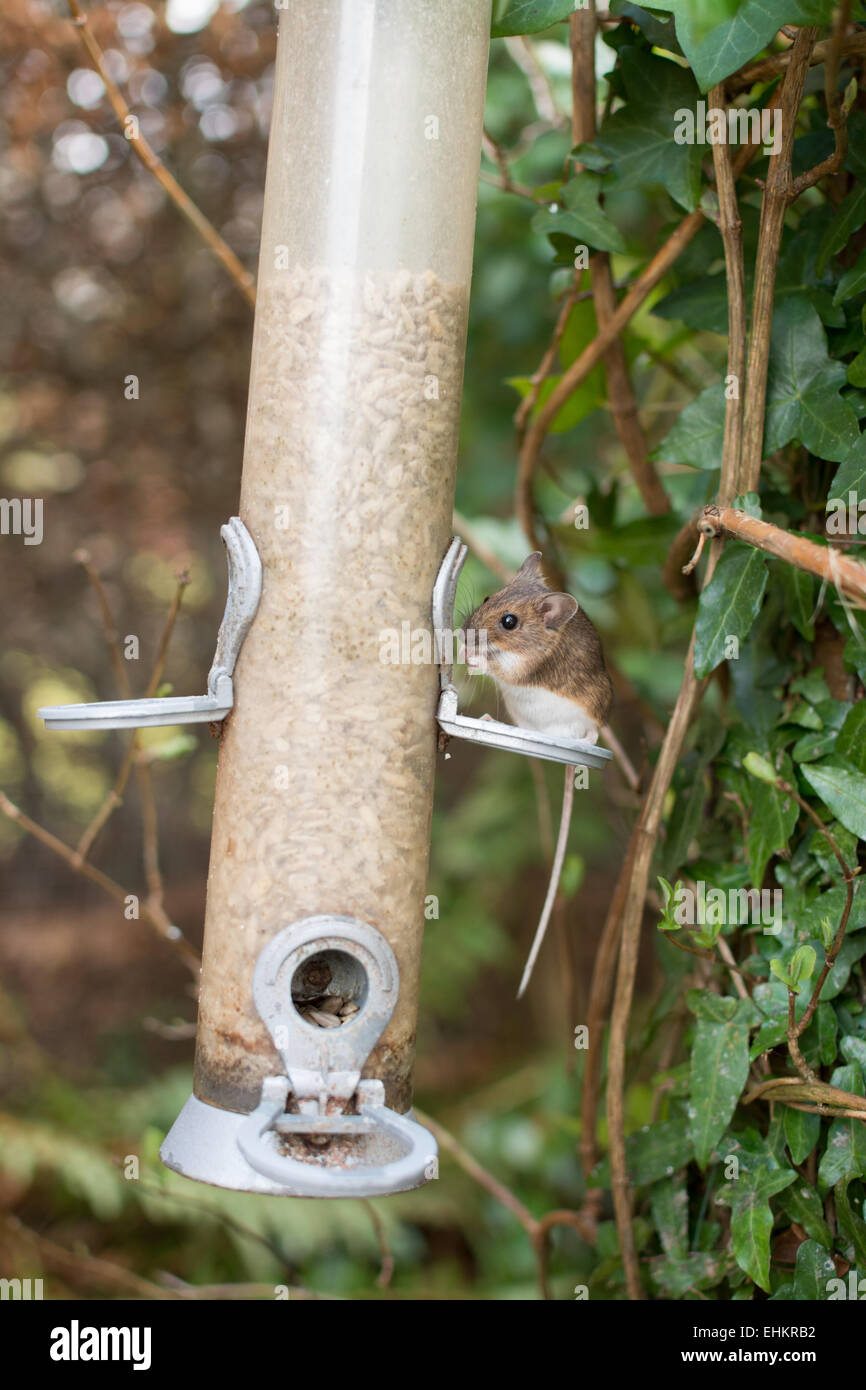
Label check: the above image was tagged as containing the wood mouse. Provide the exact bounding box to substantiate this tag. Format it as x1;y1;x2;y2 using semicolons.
461;552;613;997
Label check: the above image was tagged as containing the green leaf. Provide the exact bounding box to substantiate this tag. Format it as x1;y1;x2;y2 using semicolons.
801;758;866;840
595;49;702;212
694;544;768;679
651;0;835;92
818;1065;866;1187
491;0;574;38
653;382;726;470
650;1175;688;1256
835;1178;866;1267
776;563;815;641
743;751;777;785
591;1117;694;1188
829;429;866;499
560;172;626;254
834;247;866;305
717;1163;798;1292
841;1034;866;1073
776;1180;832;1248
836;702;866;775
817;1002;838;1066
817;184;866;275
747;767;797;888
784;1107;821;1166
792;1239;838;1300
790;944;817;986
848;347;866;389
689;1015;750;1167
764;300;860;464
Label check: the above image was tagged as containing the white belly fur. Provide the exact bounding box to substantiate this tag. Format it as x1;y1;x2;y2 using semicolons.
495;679;599;743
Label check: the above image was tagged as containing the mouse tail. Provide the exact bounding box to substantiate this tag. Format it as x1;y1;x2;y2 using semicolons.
516;763;574;999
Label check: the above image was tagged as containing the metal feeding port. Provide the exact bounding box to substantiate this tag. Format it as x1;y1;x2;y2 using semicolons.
37;517;262;731
434;536;614;772
161;917;437;1198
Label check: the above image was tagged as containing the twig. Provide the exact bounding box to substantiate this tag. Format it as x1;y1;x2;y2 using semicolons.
731;28;866;90
515;280;584;438
570;7;669;518
580;833;635;1197
363;1201;395;1289
0;788;200;976
709;84;746;500
142;1016;197;1039
6;1215;181;1300
743;1075;866;1118
415;1106;594;1300
777;777;856;1037
504;36;564;124
64;0;255;307
74;548;132;697
788;987;816;1082
451;509;512;585
788;2;851;200
481;131;542;203
698;505;866;607
515;138;760;552
73;572;190;912
740;28;818;494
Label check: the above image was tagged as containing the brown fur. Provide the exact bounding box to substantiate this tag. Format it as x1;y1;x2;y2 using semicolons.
462;552;613;726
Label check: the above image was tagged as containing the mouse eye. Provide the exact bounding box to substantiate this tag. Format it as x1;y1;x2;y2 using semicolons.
500;613;519;631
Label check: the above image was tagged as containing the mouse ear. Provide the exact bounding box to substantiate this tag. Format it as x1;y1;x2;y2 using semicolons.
539;593;578;630
516;552;545;581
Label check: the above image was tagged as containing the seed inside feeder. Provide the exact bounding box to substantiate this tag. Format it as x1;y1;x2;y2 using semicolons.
297;995;362;1028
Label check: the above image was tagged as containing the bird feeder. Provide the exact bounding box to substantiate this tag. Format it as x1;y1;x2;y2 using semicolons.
41;0;492;1197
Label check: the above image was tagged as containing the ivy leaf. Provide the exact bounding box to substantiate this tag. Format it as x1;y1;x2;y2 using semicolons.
651;0;835;92
595;49;702;212
694;543;768;679
835;1178;866;1267
689;1013;750;1167
491;0;574;37
817;184;866;275
650;1175;688;1256
784;1107;821;1166
836;702;866;775
828;429;866;499
801;757;866;840
818;1065;866;1187
653;382;726;470
848;347;866;388
833;247;866;305
792;1239;838;1299
747;758;797;887
764;300;860;464
591;1116;694;1188
717;1163;798;1292
776;1180;833;1248
560;172;626;254
657;303;858;469
609;1;681;51
775;562;815;641
531;187;625;255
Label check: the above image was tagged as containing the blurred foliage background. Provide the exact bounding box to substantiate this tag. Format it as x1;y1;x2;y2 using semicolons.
1;0;865;1301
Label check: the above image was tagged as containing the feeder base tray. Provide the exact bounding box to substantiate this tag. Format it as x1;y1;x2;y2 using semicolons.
160;1091;436;1198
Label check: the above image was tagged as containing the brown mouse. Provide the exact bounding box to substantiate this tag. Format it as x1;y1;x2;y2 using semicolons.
461;552;613;996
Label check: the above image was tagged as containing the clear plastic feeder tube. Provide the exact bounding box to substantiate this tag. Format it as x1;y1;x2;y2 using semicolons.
188;0;491;1132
